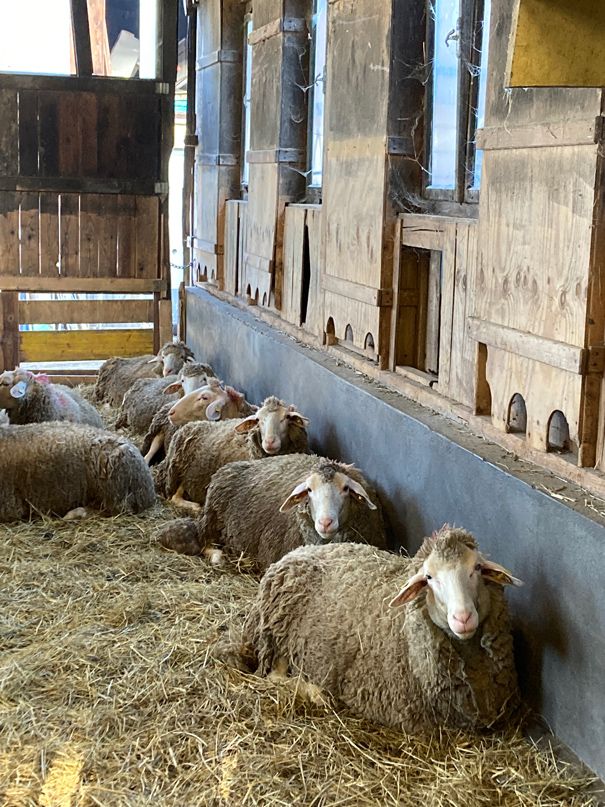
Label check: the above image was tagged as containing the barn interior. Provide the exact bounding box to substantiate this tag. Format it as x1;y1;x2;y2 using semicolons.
1;0;605;803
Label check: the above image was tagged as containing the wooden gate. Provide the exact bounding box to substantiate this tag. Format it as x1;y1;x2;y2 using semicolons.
0;4;177;378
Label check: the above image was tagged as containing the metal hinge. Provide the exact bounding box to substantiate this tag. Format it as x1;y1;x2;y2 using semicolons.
155;82;170;95
154;181;169;195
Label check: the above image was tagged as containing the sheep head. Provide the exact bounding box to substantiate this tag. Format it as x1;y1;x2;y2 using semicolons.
0;369;35;408
389;526;522;641
150;341;195;377
163;362;216;398
234;396;309;455
280;461;376;540
167;379;246;425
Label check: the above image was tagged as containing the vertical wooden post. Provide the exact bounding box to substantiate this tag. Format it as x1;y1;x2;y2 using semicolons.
70;0;94;77
0;291;20;371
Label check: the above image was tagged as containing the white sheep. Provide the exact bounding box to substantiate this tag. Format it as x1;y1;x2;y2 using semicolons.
235;527;522;732
0;369;103;428
94;341;194;407
156;456;387;570
160;396;310;510
141;379;257;465
0;422;156;521
114;361;216;434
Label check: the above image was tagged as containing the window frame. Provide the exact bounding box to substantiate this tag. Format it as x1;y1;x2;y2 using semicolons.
305;0;328;202
423;0;490;205
240;10;253;194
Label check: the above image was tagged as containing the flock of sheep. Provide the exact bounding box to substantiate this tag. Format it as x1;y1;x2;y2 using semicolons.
0;341;524;735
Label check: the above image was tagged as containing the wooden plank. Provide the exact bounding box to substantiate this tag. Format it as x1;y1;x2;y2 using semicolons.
321;274;393;307
18;91;39;177
507;0;605;88
58;93;82;176
79;195;100;277
0;90;18;176
0;75;158;94
97;194;118;276
20;328;154;362
18;192;40;276
135;196;160;278
0;177;158;196
19;299;154;325
435;221;457;393
223;200;241;296
59;193;80;276
468;317;585;374
38;192;60;277
0;194;19;275
97;93;121;178
38;93;60;177
476;119;601;151
0;291;19;370
158;299;173;344
400;214;448;250
425;251;441;375
79;93;98;175
0;276;166;293
88;0;112;76
116;195;137;277
70;0;94;76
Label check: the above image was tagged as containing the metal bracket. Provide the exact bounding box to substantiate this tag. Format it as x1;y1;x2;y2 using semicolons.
154;182;169;195
155;82;170;95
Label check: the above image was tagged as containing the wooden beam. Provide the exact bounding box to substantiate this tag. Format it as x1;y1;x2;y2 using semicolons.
20;328;154;362
467;317;586;375
476;119;602;151
70;0;94;77
19;299;155;325
322;275;393;307
0;276;166;293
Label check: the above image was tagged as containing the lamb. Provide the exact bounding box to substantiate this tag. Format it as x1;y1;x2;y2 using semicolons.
0;369;103;428
161;396;310;510
235;527;522;732
114;361;216;434
157;456;387;570
94;341;194;407
141;378;256;465
0;422;156;521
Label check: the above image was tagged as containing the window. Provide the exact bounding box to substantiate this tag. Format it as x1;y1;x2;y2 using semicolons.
0;0;74;75
425;0;491;202
241;15;253;188
308;0;327;190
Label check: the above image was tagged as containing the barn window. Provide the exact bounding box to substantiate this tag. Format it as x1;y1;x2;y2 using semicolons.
241;14;254;189
425;0;491;201
0;0;74;75
307;0;328;192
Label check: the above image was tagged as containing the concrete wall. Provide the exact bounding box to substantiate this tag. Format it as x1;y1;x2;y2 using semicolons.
187;287;605;780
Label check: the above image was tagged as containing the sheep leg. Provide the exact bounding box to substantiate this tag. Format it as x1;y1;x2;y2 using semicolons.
267;657;325;706
170;484;202;512
63;507;90;521
144;433;164;465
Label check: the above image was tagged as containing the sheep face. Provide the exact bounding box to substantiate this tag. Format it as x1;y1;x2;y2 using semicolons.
167;382;245;425
234;399;308;455
0;369;33;408
149;342;194;377
280;464;376;540
163;365;213;399
390;528;522;641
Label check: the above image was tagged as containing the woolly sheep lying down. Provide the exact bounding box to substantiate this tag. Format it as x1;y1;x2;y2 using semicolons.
142;379;256;465
157;455;387;570
94;341;194;407
0;369;103;428
0;423;156;522
234;527;522;732
161;396;310;511
114;361;216;434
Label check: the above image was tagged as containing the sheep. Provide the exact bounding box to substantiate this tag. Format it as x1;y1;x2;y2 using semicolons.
0;422;156;522
235;527;522;733
0;369;103;428
141;379;256;465
161;396;310;511
94;341;194;407
114;361;216;434
156;456;387;570
0;409;8;427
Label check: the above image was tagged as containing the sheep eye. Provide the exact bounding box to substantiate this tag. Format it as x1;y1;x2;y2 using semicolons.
343;485;350;493
425;574;432;581
474;563;482;572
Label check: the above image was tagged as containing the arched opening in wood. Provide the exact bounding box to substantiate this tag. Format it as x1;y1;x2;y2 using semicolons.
475;343;492;416
254;288;260;305
364;332;375;355
300;224;311;326
547;410;571;453
344;324;354;343
246;284;252;298
262;292;267;307
325;316;336;346
506;393;527;434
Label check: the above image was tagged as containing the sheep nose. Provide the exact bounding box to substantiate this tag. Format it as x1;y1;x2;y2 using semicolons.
264;437;278;452
453;611;472;625
318;517;334;533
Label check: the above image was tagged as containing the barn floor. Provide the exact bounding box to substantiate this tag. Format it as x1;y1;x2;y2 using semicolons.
0;395;602;806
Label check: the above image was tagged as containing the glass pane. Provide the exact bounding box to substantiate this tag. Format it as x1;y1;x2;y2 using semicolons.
0;0;74;75
428;0;460;190
309;0;327;188
97;0;156;79
242;18;253;186
472;0;491;189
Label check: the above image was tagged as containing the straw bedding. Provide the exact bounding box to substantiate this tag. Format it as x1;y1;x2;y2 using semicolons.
0;507;600;806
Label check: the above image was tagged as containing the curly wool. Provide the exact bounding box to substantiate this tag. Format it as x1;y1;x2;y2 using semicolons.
0;423;156;521
240;537;520;733
6;380;103;428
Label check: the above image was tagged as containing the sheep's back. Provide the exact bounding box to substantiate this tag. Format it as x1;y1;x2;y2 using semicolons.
119;376;179;433
95;355;159;406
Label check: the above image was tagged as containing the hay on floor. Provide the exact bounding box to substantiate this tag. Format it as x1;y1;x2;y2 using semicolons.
0;506;601;806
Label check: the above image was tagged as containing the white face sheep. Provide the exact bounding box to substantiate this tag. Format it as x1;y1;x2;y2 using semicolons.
156;456;386;570
0;369;103;428
150;341;196;377
234;527;522;733
167;381;254;426
161;396;310;511
0;422;156;521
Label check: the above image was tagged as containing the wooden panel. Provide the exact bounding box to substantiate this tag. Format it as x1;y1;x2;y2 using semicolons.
116;195;137;277
158;298;173;344
0;90;18;176
0;291;19;371
434;220;457;392
477;119;601;151
19;299;154;325
18;192;40;277
322;275;392;307
97;194;118;276
18;92;39;176
305;206;323;339
0;194;19;275
400;214;448;250
223;200;242;296
0;276;165;293
281;204;306;326
38;93;60;177
79;194;100;277
59;193;81;276
38;192;60;277
20;328;154;362
135;196;160;278
448;221;478;407
508;0;605;87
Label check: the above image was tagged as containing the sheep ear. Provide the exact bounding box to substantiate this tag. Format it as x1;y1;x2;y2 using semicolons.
163;381;183;395
279;481;310;512
287;411;309;428
148;356;162;365
479;559;523;587
226;386;244;403
234;415;259;433
389;571;428;607
345;477;377;510
10;380;28;399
